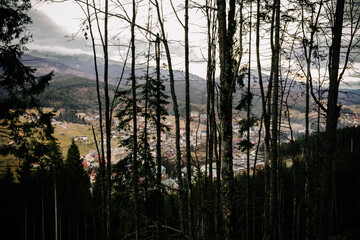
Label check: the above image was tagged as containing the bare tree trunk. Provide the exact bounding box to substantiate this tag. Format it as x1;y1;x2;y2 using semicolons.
25;202;27;240
300;3;323;238
85;2;106;234
214;55;223;240
256;0;271;237
184;1;193;238
54;168;58;240
153;1;185;237
144;37;151;234
206;1;216;237
42;185;45;240
104;0;112;235
130;1;139;239
319;0;344;239
217;0;236;238
269;0;281;239
246;2;253;239
155;34;162;240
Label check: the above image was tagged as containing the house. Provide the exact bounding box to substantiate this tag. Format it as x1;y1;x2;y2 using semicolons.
80;136;89;141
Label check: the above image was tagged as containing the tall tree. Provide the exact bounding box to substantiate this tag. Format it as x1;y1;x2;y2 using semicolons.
103;1;113;238
152;0;185;236
130;1;139;239
269;0;281;238
0;0;54;160
204;0;217;237
298;1;323;238
184;0;194;238
83;1;107;235
318;0;344;239
217;0;237;238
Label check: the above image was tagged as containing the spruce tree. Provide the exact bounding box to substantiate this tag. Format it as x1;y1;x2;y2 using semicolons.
0;0;54;161
66;139;82;170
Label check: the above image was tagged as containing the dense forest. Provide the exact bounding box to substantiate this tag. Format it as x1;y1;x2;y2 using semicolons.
1;0;360;240
1;127;360;239
37;76;112;111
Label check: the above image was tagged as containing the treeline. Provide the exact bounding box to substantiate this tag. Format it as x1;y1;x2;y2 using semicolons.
38;76;113;111
280;126;360;158
57;110;88;125
0;141;95;240
1;127;359;239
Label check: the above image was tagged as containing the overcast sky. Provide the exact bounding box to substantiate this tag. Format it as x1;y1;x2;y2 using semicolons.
27;0;360;88
28;0;211;78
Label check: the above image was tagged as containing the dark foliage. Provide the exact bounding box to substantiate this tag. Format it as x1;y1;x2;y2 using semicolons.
0;0;54;161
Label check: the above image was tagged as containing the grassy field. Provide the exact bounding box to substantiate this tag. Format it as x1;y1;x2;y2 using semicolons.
53;122;96;156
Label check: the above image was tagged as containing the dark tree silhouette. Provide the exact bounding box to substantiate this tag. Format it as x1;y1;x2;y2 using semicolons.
0;0;54;161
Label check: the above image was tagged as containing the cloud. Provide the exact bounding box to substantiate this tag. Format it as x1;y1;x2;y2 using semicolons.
29;44;92;56
27;9;92;56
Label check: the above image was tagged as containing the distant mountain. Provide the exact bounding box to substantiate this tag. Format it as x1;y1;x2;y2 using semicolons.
37;75;116;110
24;51;359;115
25;50;207;105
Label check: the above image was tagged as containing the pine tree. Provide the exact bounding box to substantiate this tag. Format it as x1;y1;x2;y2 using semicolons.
66;139;82;170
0;0;54;160
64;139;92;240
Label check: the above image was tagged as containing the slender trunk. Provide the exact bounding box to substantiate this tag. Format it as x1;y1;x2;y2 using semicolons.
153;1;185;236
86;1;106;233
42;185;45;240
217;0;236;238
103;1;112;238
54;168;58;240
246;2;252;239
131;1;138;239
215;108;222;239
155;34;162;240
184;0;193;238
206;1;215;237
214;57;223;240
319;0;344;238
270;0;280;239
59;214;62;240
301;3;323;237
256;1;270;237
144;38;150;233
25;202;27;240
301;6;311;239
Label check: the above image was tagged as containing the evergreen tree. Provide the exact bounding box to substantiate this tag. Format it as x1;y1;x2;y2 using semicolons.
0;0;54;161
0;164;14;184
64;139;92;240
66;138;82;169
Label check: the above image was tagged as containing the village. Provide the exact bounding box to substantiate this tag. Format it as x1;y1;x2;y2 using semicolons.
52;110;267;189
46;107;360;190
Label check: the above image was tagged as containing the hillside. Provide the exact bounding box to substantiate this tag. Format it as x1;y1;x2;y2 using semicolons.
25;51;207;105
27;51;360;115
38;75;116;110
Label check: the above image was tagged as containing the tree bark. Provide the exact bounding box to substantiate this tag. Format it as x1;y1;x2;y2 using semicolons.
319;0;344;239
85;1;107;234
184;1;193;238
153;1;185;237
246;2;252;239
269;0;280;239
217;0;236;238
155;34;162;240
130;1;139;239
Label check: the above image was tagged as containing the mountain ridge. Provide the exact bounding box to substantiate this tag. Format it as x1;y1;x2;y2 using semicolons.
24;50;360;112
